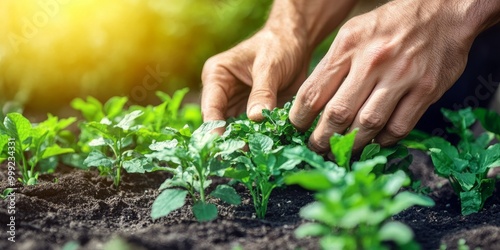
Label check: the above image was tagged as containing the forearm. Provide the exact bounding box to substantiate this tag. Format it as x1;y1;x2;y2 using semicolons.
463;0;500;34
427;0;500;42
265;0;358;51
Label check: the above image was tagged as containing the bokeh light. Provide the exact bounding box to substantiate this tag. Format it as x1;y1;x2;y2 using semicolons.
0;0;271;116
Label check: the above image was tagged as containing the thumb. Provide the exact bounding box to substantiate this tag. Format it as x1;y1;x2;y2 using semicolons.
247;61;279;121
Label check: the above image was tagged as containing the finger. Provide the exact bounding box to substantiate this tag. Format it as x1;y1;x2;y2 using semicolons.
375;90;434;146
201;60;235;122
289;56;350;131
307;61;378;153
348;82;407;152
246;59;280;121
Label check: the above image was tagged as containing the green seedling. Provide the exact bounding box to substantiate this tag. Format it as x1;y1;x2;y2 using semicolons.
0;113;75;185
150;121;244;222
83;110;159;187
287;155;434;250
405;108;500;215
224;133;311;219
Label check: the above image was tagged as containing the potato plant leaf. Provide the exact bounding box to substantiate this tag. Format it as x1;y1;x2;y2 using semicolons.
192;202;218;222
210;184;241;205
151;189;188;220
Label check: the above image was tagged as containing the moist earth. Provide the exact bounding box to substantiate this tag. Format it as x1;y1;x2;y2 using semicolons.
0;150;499;250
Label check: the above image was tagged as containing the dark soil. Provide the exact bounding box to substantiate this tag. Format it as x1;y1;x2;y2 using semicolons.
1;150;499;250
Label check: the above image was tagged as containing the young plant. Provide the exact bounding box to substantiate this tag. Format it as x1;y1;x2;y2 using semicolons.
224;100;313;147
286;155;434;250
407;108;500;215
223;133;317;219
150;121;244;222
0;113;75;185
82;110;157;187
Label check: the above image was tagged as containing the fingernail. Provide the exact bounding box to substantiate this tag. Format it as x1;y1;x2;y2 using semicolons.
249;104;266;120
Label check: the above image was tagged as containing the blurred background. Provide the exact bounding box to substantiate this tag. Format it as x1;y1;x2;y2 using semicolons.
0;0;273;117
0;0;385;119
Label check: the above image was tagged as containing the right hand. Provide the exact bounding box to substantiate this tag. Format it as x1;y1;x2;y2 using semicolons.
201;26;310;124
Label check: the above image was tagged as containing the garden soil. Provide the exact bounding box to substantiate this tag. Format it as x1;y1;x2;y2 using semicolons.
1;150;499;250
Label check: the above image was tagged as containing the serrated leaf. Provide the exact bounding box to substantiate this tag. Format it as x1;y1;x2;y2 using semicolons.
192;201;218;222
210;184;241;205
151;189;187;220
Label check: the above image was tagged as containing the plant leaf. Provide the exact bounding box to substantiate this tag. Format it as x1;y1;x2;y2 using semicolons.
285;170;333;191
360;143;380;161
83;150;113;168
193;120;225;136
115;110;143;131
474;108;500;135
295;223;330;238
151;189;187;220
192;201;218;222
460;189;482;215
329;130;357;170
4;113;32;147
210;184;241;205
41;145;74;159
103;96;128;119
378;221;414;245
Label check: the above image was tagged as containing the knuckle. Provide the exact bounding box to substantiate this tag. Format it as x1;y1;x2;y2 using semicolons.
364;43;394;70
358;112;385;130
323;104;354;127
385;123;411;139
250;88;275;100
296;85;324;113
336;23;360;51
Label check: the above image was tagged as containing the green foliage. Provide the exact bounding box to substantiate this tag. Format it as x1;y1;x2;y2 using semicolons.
405;108;500;215
287;140;434;250
0;113;75;185
224;133;305;218
74;88;203;186
150;121;243;222
0;188;14;200
224;101;313;147
82;110;163;187
222;102;329;218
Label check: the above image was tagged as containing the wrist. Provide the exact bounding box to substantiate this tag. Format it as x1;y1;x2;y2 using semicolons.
437;0;500;41
265;0;356;52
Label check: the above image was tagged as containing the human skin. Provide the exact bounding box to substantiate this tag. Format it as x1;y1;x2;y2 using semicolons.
201;0;500;151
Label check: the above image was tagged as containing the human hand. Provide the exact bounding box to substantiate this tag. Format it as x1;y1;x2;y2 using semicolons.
289;0;493;153
201;26;309;124
201;0;357;128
